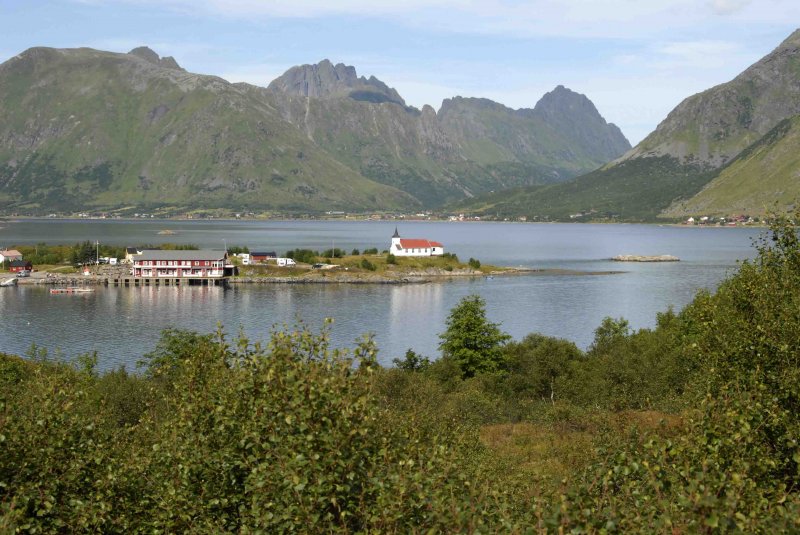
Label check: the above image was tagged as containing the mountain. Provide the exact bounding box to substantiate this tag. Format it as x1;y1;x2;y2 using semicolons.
265;65;630;205
455;29;800;221
663;115;800;217
0;48;629;213
0;48;416;213
627;29;800;168
267;59;406;106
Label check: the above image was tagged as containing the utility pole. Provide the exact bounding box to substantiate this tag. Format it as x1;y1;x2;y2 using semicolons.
96;240;99;265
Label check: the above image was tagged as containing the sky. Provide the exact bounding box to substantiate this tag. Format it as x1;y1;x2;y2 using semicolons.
0;0;798;144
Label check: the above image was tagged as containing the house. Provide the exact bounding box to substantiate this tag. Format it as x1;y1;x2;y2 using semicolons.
8;259;32;273
250;251;277;264
0;249;23;264
390;228;444;257
132;250;231;279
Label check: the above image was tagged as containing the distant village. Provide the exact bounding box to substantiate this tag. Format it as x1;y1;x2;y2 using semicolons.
1;228;448;286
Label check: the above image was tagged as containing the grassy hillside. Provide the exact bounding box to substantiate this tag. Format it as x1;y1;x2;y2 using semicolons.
0;47;416;213
663;115;800;217
453;156;712;221
627;29;800;167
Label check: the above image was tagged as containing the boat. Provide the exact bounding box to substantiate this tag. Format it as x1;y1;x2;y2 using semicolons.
49;287;95;294
0;278;17;287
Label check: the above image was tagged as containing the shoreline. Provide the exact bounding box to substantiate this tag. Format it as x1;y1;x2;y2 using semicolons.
7;266;625;287
0;215;767;228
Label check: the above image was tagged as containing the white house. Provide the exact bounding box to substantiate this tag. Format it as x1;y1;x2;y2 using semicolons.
390;228;444;257
0;249;23;264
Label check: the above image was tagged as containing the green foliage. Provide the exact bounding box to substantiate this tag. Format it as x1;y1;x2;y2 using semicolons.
503;334;581;404
468;257;481;269
439;295;511;378
321;247;345;259
359;258;376;271
350;248;360;256
284;248;319;264
227;245;249;255
392;349;430;372
441;252;459;262
385;253;397;264
0;327;512;532
363;247;379;255
455;155;714;221
588;316;630;355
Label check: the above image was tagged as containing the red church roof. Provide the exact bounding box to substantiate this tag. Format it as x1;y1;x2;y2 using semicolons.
399;239;442;249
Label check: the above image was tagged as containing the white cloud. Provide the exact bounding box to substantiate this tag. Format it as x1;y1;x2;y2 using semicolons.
87;0;800;39
709;0;751;15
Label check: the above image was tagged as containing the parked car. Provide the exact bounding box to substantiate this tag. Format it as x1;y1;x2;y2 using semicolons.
16;270;31;278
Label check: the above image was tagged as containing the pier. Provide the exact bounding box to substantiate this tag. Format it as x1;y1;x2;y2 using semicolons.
104;277;229;287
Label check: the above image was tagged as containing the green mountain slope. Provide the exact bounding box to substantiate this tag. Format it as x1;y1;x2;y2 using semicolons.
628;29;800;168
0;47;416;213
266;63;630;205
455;29;800;221
663;115;800;217
0;48;630;213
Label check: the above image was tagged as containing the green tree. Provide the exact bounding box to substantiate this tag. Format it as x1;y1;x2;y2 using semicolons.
439;295;510;378
392;349;430;372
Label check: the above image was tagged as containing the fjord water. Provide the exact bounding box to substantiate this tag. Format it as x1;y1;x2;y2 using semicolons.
0;219;759;370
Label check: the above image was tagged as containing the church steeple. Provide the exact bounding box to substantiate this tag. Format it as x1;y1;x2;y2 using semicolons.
392;227;400;238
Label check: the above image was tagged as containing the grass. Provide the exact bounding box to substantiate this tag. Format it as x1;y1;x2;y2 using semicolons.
479;410;683;490
235;254;505;279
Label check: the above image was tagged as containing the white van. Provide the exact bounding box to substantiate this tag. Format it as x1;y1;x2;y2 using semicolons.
276;257;296;267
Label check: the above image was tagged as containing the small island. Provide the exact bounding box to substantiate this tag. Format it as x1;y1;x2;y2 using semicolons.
612;254;680;262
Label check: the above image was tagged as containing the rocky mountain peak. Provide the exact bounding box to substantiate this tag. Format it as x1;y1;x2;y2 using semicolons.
532;85;599;121
267;59;405;106
627;28;800;167
127;46;184;71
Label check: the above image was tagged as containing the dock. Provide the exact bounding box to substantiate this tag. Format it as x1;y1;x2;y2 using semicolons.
103;277;230;287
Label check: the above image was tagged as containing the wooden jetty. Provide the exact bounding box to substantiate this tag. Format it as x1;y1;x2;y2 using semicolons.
103;277;229;287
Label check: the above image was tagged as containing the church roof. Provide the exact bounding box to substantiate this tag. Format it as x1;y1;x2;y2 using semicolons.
399;239;443;249
392;227;400;238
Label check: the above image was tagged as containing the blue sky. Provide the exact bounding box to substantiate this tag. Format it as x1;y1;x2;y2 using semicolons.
1;0;798;144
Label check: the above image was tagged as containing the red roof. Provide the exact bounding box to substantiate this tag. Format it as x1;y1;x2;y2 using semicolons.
399;239;443;249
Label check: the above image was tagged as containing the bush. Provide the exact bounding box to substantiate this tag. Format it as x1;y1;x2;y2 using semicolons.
468;257;481;269
0;328;510;532
386;253;397;264
350;248;360;256
360;258;376;271
322;248;345;259
363;247;379;255
285;249;319;264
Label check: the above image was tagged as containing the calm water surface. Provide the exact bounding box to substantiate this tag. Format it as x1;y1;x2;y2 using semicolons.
0;219;760;370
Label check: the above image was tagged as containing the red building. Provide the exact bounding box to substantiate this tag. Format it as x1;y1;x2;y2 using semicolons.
133;250;231;279
8;260;32;273
250;251;277;264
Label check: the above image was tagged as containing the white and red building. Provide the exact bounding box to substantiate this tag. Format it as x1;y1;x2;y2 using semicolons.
390;228;444;257
133;250;231;279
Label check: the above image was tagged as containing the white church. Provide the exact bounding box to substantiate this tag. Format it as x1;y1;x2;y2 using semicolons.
390;228;445;257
